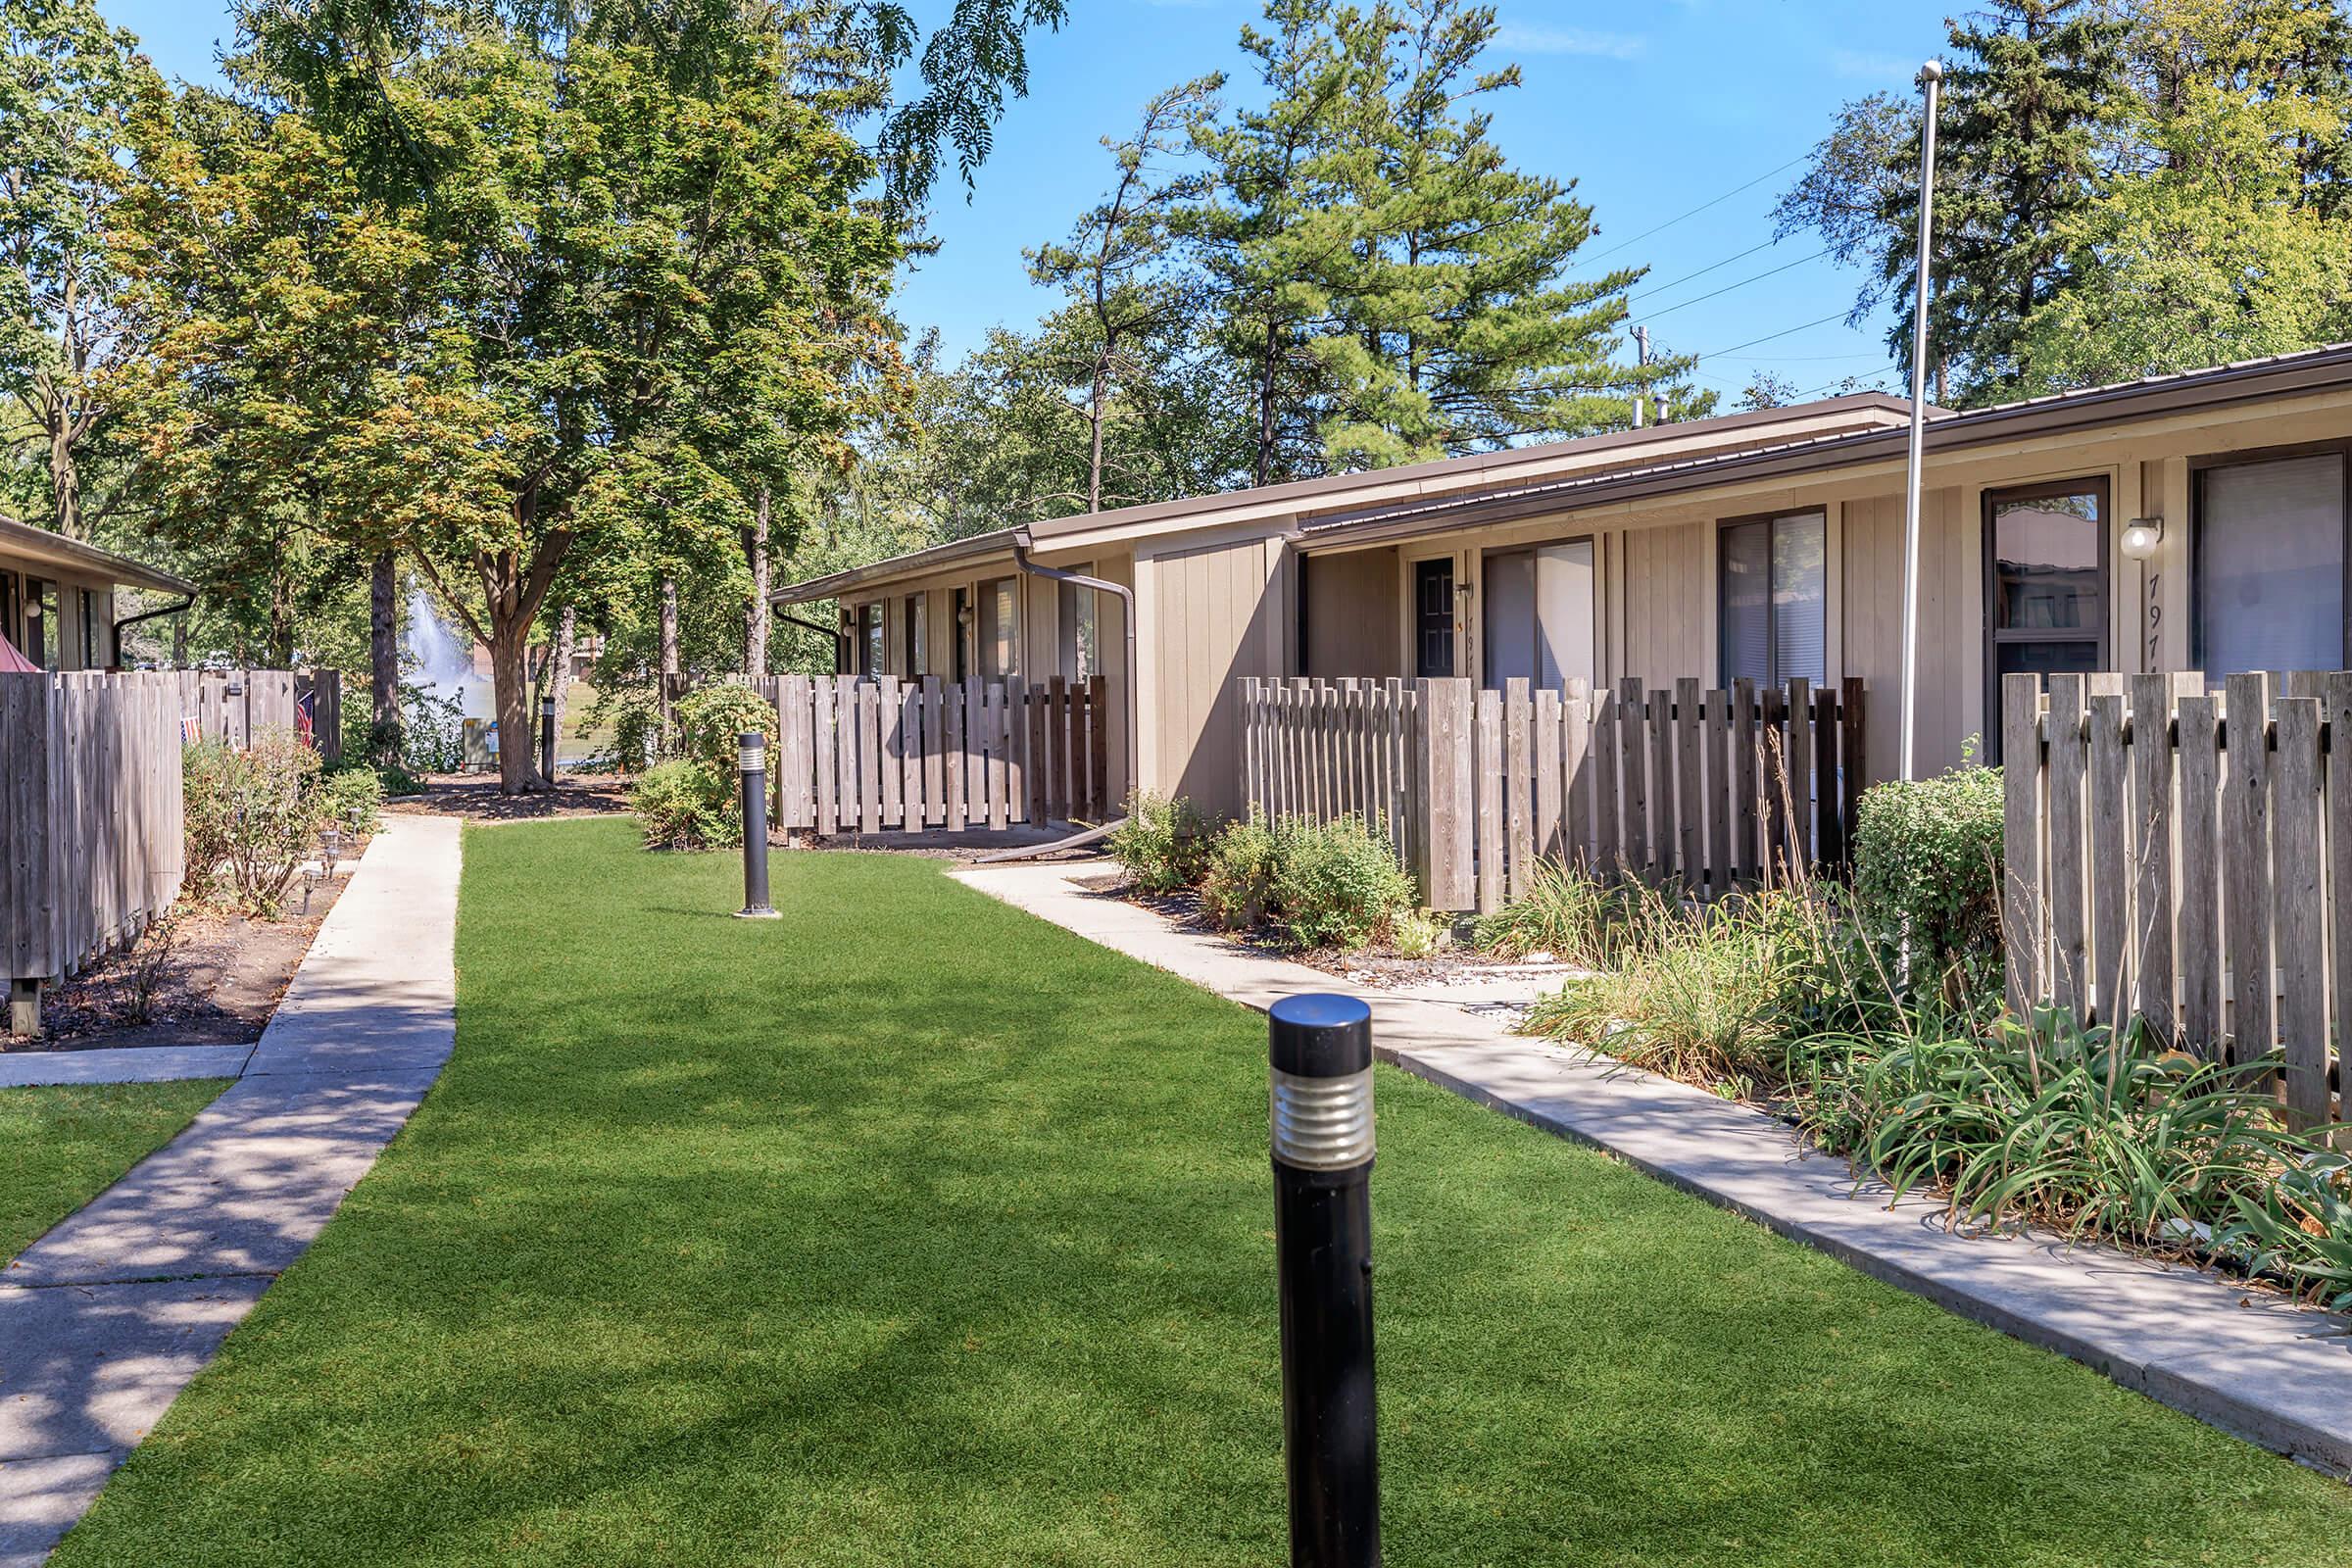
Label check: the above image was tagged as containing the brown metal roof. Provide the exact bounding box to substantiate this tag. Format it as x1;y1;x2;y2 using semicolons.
771;527;1022;607
1298;340;2352;548
0;515;196;596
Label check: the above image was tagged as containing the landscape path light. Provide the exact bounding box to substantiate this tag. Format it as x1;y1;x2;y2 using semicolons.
1268;992;1380;1568
734;731;780;920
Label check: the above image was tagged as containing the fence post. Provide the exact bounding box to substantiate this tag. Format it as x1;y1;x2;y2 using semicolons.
1268;994;1379;1568
2001;672;2046;1020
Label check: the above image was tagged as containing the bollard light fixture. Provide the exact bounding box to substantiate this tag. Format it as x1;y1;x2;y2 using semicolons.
734;730;781;920
1268;993;1380;1568
2120;516;2165;560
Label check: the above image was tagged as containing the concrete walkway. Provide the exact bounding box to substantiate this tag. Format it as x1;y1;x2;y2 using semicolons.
0;814;461;1567
953;859;2352;1480
0;1045;253;1090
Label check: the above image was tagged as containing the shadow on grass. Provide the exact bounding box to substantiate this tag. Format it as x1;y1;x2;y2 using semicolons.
50;820;2352;1568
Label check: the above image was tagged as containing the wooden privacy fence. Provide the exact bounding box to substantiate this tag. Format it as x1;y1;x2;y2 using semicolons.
3;667;342;1034
3;672;188;1029
2003;670;2347;1132
750;674;1108;835
168;668;343;760
1240;674;1867;914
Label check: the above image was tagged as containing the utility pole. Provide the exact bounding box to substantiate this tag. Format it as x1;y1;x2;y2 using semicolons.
1899;60;1942;783
1632;325;1650;429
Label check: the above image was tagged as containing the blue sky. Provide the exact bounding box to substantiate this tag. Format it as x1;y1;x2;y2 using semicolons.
105;0;1956;408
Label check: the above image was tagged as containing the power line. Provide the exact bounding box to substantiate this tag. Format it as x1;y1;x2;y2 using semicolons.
1584;152;1812;264
1696;309;1856;360
1635;248;1829;321
1625;237;1780;302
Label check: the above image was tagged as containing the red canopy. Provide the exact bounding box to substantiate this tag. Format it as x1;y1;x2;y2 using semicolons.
0;629;39;673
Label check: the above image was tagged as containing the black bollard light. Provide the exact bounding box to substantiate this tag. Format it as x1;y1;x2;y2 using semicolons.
540;697;557;784
1268;993;1380;1568
734;730;780;920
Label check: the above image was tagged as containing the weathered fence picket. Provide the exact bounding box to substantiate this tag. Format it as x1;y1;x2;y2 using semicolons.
729;674;1106;839
1240;675;1866;919
2001;670;2346;1133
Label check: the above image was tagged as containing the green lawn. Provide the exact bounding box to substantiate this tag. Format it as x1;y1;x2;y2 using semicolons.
1;1078;229;1262
55;818;2352;1565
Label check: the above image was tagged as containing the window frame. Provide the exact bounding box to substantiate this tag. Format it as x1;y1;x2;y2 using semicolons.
855;601;884;677
1979;476;2110;763
1480;533;1596;692
2188;439;2352;673
904;592;926;677
1715;508;1829;690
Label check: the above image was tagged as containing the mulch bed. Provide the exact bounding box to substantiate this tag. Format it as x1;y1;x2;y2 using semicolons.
5;866;357;1053
384;771;636;821
1066;868;1566;992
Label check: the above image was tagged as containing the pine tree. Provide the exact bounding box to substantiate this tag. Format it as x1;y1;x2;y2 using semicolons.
1176;0;1376;486
1780;0;2124;404
1311;0;1677;466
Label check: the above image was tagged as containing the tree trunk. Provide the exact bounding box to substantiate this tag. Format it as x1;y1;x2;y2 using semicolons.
488;612;540;793
48;413;81;541
551;604;577;753
659;575;680;749
743;489;771;675
370;553;401;764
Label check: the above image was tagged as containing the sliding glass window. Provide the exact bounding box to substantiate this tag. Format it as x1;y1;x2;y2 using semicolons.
2196;450;2348;674
1719;511;1826;688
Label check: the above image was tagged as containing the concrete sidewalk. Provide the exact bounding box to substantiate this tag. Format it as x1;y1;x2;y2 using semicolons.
953;858;2352;1481
0;814;462;1567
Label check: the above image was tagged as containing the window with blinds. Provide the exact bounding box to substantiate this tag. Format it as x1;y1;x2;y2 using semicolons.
1718;511;1825;688
2196;452;2347;674
1483;540;1595;690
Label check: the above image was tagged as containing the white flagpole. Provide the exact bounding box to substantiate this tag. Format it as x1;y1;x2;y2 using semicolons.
1899;59;1942;783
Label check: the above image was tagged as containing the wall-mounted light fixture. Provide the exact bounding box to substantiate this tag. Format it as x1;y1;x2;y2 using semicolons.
2120;516;2165;561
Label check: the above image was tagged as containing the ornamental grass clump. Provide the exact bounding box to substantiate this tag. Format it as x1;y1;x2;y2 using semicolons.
1470;858;1638;966
1521;885;1833;1093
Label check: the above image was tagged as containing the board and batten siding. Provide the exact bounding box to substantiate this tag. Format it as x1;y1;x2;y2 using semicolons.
1138;532;1290;816
1838;487;1977;782
1608;519;1711;694
1301;549;1401;680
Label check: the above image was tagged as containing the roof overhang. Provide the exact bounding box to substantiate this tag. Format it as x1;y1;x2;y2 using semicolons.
769;527;1025;607
1298;342;2352;551
0;516;196;596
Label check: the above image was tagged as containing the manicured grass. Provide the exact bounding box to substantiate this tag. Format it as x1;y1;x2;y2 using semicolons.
56;819;2352;1565
0;1078;229;1262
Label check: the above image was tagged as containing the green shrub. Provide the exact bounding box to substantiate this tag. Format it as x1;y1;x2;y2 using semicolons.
1200;815;1281;929
182;732;325;916
1270;813;1415;952
1390;908;1445;959
1472;858;1637;965
623;684;780;850
673;682;779;773
631;760;738;851
1851;765;2004;989
1108;791;1208;893
318;764;385;836
182;740;236;888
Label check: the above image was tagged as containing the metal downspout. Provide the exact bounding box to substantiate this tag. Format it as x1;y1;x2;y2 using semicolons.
971;535;1139;863
110;592;195;669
